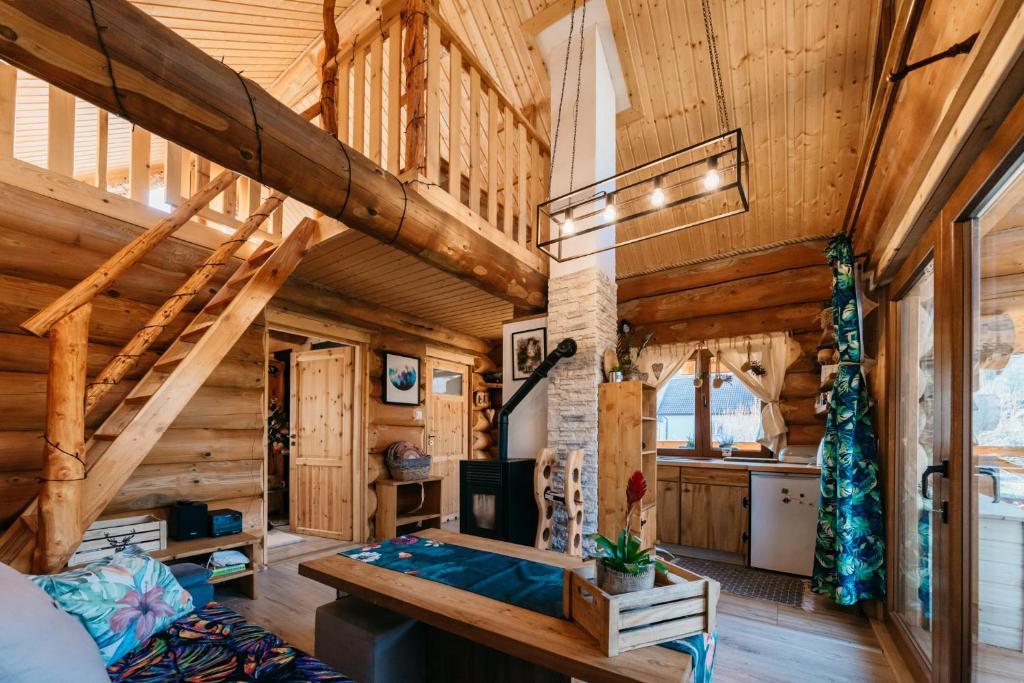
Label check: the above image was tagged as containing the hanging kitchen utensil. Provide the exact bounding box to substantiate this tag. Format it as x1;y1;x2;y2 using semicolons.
693;346;704;388
712;351;724;389
740;339;752;372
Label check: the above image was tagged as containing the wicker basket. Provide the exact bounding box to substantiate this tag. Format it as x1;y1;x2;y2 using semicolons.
385;441;432;481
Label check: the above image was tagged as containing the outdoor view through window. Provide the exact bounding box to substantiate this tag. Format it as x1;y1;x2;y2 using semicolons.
656;355;762;453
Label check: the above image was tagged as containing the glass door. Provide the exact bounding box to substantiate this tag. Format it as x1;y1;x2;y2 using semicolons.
966;163;1024;682
892;259;940;668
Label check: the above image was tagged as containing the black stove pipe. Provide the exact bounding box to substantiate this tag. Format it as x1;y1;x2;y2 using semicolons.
497;337;577;460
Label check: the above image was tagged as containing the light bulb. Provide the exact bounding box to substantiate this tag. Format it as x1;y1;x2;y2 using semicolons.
603;198;616;222
703;168;721;190
562;217;575;234
650;186;666;207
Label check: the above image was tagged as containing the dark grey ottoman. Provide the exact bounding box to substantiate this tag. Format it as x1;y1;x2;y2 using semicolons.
315;597;424;682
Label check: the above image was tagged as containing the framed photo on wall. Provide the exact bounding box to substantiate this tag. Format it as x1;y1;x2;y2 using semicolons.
511;327;547;381
382;352;421;405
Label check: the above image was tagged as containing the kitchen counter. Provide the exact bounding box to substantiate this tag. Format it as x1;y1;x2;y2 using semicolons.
657;456;821;475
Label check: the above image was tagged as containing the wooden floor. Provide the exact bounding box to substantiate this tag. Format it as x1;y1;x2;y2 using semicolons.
221;549;906;682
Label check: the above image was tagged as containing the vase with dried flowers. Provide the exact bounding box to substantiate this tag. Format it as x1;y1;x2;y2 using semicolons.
589;471;666;594
616;320;654;382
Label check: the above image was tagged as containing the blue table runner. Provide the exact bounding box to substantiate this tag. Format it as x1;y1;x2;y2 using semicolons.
342;536;716;682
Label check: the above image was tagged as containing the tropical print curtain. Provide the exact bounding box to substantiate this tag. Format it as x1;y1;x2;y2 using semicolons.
811;234;886;604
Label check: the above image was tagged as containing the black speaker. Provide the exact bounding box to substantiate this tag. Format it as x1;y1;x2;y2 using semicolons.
169;500;208;541
208;509;243;537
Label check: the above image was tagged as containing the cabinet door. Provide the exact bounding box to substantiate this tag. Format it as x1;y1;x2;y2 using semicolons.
680;483;711;548
707;485;749;555
657;480;680;545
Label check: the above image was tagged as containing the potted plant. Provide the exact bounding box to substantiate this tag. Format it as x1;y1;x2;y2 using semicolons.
616;320;654;382
589;471;666;594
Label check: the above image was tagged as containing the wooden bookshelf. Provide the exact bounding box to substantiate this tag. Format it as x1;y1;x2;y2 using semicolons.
376;477;444;539
152;531;260;599
598;381;658;549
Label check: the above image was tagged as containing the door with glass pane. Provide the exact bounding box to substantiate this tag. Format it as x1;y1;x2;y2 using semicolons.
966;164;1024;682
891;258;941;671
425;357;469;521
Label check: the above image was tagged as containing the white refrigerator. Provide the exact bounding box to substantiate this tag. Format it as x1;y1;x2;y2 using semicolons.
749;472;820;576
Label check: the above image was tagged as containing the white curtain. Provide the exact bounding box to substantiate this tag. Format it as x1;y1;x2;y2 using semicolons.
713;333;800;454
638;341;700;390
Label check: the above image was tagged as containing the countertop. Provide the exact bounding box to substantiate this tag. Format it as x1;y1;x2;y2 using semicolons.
657;456;821;475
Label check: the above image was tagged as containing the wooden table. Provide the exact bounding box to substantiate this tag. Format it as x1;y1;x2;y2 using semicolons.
299;529;693;683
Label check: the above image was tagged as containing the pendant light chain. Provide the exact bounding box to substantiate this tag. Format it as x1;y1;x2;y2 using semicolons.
701;0;730;132
548;0;587;196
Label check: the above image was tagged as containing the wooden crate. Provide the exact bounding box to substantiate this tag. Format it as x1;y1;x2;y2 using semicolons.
566;560;719;656
70;515;166;566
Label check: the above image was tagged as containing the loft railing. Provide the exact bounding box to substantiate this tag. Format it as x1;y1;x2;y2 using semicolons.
0;63;287;243
303;1;551;258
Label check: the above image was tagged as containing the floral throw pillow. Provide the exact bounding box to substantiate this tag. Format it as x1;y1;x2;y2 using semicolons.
30;545;193;663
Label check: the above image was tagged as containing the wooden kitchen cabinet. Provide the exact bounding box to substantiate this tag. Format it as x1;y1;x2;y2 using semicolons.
656;480;680;545
679;483;749;555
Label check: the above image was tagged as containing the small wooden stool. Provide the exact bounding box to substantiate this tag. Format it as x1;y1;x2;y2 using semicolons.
534;448;585;555
315;597;425;682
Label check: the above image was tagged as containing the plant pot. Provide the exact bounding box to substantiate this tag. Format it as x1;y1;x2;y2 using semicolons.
622;367;642;382
597;563;655;595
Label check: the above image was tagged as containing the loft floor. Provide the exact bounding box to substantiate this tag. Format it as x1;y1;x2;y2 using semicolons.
219;552;908;682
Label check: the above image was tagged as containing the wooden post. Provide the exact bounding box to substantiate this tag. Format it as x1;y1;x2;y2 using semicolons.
369;35;383;164
47;86;75;175
403;0;426;174
129;126;151;204
424;15;440;183
0;63;16;158
447;42;462;197
20;170;237;336
319;0;339;137
386;17;402;174
95;109;108;190
33;303;90;574
468;68;481;214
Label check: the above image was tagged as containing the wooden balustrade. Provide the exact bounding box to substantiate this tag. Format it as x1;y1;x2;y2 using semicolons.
310;0;550;257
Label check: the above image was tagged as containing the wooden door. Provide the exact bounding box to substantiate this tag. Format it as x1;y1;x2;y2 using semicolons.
425;357;469;521
680;483;711;548
289;346;361;540
656;479;680;545
707;485;748;555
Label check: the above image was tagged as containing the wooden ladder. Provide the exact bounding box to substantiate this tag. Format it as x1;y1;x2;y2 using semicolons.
0;185;319;572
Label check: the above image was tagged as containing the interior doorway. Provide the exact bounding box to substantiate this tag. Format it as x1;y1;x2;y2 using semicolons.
265;319;367;547
425;356;470;522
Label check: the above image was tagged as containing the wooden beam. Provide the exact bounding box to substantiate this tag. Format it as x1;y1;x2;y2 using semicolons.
33;302;89;574
641;302;825;344
274;279;492;354
0;62;15;158
404;0;427;174
617;240;829;302
20;170;237;336
0;0;547;309
619;265;832;325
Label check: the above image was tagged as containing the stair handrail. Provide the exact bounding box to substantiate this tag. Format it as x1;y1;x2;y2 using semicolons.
20;170;239;337
497;338;577;460
84;191;287;414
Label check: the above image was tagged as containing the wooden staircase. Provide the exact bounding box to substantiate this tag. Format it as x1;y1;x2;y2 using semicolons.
0;180;320;572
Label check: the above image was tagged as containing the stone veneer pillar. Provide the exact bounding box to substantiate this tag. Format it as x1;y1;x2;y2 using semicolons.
546;267;617;548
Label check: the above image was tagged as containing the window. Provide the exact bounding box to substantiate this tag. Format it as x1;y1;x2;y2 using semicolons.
656;350;766;457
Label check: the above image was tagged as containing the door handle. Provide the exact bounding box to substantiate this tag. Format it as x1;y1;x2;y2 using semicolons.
921;460;949;523
977;465;1001;503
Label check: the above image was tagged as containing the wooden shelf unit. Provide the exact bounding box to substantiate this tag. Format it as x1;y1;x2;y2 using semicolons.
598;381;658;549
152;531;260;599
376;477;444;539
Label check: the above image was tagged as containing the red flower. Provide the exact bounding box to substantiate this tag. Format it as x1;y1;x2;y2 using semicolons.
626;470;647;508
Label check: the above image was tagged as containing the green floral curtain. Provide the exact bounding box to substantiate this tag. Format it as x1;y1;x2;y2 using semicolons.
811;234;886;604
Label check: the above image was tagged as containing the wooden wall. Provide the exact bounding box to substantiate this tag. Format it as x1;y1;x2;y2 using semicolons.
0;179;265;540
617;241;831;446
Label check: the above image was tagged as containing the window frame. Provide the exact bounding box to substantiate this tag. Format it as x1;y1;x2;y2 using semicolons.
656;349;771;459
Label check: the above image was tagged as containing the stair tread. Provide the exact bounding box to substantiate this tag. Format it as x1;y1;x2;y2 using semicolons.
124;393;154;406
247;243;277;267
180;321;214;343
92;432;119;441
154;352;188;372
204;294;236;313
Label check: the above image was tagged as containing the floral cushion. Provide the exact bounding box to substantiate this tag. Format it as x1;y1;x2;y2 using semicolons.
31;545;193;664
107;602;350;682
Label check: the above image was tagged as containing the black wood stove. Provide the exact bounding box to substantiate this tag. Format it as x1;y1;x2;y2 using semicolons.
459;338;576;546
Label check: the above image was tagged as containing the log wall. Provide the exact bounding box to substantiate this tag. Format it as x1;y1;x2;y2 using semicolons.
0;193;265;539
617;242;831;446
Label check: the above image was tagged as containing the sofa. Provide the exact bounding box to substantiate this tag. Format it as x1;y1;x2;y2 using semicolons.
0;547;350;683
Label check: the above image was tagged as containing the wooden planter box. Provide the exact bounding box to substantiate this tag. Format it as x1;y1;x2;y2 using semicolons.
566;561;719;656
70;515;167;566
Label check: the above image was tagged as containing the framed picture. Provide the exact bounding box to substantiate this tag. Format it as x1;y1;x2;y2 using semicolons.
382;352;421;405
511;327;547;381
